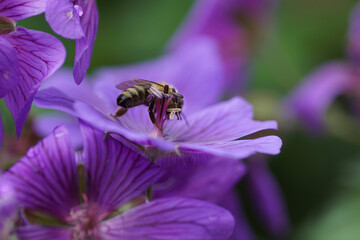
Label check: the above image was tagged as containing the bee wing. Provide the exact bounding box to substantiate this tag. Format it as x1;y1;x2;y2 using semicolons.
149;86;163;98
116;78;163;90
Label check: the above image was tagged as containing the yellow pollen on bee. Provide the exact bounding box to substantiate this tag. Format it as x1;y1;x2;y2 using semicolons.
134;85;146;95
127;88;139;96
122;91;132;98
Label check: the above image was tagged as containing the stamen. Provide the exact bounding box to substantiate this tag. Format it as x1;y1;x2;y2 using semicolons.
149;95;172;138
67;201;103;239
147;83;184;137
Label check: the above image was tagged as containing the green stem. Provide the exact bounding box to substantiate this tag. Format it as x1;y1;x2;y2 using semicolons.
146;156;156;201
146;185;153;201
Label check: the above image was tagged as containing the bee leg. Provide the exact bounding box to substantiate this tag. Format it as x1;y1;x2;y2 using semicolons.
148;100;155;113
149;111;156;125
110;108;127;118
148;101;157;125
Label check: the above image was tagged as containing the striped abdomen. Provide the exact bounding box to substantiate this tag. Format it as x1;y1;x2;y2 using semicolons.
117;84;150;108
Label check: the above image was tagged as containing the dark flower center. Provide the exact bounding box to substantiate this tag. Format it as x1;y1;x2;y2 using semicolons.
67;203;103;239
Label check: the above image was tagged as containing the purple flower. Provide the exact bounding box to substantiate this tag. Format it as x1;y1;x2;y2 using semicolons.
5;122;235;239
286;3;360;132
286;62;354;132
0;0;66;142
219;191;256;240
0;173;16;239
151;152;289;240
153;152;246;202
45;0;99;84
34;40;281;160
152;152;255;240
243;157;290;237
169;0;277;89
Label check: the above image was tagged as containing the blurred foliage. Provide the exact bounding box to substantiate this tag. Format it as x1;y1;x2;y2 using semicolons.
2;0;360;239
293;156;360;240
252;0;358;93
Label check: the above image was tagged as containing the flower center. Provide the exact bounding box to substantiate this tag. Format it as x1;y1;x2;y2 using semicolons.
66;199;104;240
0;16;16;35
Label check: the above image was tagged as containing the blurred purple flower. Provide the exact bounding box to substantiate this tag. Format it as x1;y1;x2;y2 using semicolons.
35;45;281;159
287;62;354;132
169;0;277;90
244;157;290;237
45;0;99;84
286;3;360;132
151;152;289;240
152;152;256;240
153;152;246;202
5;122;235;239
0;173;16;240
0;0;66;143
219;191;256;240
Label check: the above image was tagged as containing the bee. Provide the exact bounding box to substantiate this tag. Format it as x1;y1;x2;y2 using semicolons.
114;79;184;124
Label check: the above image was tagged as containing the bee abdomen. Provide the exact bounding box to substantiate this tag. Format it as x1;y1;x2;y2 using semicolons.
117;86;148;108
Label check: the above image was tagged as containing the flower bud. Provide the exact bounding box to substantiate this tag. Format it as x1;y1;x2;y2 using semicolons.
0;16;15;35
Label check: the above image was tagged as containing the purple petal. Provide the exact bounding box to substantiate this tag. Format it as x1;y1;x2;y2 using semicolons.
5;125;79;220
80;121;165;214
34;68;108;115
348;2;360;62
0;37;20;98
45;0;84;39
153;152;246;203
286;62;353;132
3;27;66;137
170;0;241;49
0;0;45;21
94;37;225;114
33;113;83;149
244;158;290;237
101;198;235;240
219;191;255;240
74;96;281;159
74;101;176;152
73;0;98;84
166;97;282;159
17;226;72;240
179;136;282;161
169;0;248;85
0;174;16;239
